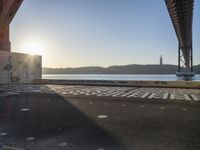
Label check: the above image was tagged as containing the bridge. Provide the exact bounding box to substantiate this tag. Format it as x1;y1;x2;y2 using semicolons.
0;1;200;149
0;0;197;84
165;0;195;76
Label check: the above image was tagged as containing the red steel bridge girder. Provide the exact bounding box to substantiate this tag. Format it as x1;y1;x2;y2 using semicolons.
165;0;194;73
0;0;23;51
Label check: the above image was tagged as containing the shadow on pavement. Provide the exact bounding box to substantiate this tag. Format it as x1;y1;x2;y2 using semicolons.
0;86;127;150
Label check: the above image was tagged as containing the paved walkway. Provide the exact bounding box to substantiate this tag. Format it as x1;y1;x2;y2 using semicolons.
0;84;200;102
0;84;200;149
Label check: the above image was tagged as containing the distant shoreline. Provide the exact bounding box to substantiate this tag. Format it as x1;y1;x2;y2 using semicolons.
43;64;200;74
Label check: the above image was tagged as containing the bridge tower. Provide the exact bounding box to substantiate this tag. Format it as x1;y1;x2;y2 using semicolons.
165;0;195;76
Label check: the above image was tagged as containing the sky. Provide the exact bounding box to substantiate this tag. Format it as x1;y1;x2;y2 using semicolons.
10;0;200;68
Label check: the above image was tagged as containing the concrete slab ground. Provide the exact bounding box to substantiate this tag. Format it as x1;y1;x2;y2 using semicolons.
0;85;200;150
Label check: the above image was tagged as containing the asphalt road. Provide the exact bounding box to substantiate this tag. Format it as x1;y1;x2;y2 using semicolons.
0;85;200;150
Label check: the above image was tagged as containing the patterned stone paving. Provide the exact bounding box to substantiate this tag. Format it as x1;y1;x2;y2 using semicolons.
1;85;200;150
0;84;200;102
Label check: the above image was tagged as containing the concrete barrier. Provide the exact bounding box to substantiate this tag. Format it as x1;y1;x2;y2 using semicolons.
0;51;42;84
34;79;200;89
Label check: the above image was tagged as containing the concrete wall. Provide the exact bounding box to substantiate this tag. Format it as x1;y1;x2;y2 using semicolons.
0;51;41;84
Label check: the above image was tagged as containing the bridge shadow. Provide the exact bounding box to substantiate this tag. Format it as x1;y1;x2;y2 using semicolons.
0;85;128;150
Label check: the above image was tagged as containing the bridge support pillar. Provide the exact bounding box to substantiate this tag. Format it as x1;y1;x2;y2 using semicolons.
0;25;10;51
0;0;42;84
177;45;195;77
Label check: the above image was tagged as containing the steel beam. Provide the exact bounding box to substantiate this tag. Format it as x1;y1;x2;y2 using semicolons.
0;0;23;51
165;0;195;75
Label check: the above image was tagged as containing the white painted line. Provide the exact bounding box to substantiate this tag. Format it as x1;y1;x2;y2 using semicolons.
104;91;120;96
190;94;199;101
97;115;108;119
112;92;125;97
148;93;160;99
170;94;190;101
107;91;121;96
162;93;169;99
127;92;141;98
141;93;150;98
170;94;175;100
119;90;136;97
84;93;91;96
184;94;191;101
72;93;79;95
90;92;98;95
20;108;30;112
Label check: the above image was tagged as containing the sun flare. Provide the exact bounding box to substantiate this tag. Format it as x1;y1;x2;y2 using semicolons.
22;42;45;56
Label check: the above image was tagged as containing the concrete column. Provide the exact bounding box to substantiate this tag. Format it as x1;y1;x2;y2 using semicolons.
0;25;10;51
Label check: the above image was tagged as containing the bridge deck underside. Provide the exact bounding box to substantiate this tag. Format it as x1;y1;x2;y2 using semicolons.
165;0;194;69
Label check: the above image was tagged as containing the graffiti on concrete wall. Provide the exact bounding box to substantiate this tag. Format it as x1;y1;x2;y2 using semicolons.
0;51;41;84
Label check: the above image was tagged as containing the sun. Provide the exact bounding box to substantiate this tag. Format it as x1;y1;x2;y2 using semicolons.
22;42;45;56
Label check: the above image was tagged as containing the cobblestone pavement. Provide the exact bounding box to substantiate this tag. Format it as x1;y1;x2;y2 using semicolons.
0;84;200;102
1;84;200;150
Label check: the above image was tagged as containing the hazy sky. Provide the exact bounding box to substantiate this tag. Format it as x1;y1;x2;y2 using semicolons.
11;0;200;68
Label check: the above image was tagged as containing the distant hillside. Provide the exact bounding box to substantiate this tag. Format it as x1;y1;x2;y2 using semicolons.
43;64;200;74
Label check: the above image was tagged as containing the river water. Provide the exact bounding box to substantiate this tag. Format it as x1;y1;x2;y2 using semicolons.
42;74;200;81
